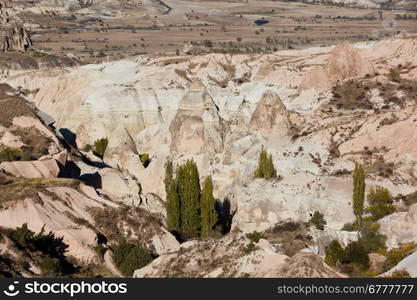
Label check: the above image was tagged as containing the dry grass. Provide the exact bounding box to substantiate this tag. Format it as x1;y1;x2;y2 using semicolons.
0;175;80;207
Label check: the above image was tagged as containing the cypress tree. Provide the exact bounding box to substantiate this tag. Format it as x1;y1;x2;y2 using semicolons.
165;160;180;232
254;147;276;179
352;163;365;236
201;176;218;239
177;160;201;238
265;153;276;179
164;160;174;196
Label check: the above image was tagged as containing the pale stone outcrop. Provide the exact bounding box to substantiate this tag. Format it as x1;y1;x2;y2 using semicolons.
249;90;292;137
0;159;61;178
134;233;343;278
0;25;32;52
326;41;375;82
3;38;417;279
0;185;116;262
379;204;417;249
170;80;224;156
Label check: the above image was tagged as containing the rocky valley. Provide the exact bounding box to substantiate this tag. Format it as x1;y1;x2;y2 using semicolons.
0;0;417;279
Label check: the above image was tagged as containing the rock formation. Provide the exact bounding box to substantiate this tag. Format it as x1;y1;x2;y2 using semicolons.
2;37;417;278
326;41;375;83
0;25;32;52
249;90;292;137
170;80;224;156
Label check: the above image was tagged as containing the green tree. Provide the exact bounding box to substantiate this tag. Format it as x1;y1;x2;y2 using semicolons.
93;138;108;159
119;246;152;277
309;211;327;230
325;240;344;267
366;186;395;221
112;240;152;277
39;257;61;276
201;176;218;239
358;220;387;253
166;180;180;233
352;163;365;235
10;223;35;248
165;160;181;232
177;160;201;238
343;241;370;271
0;146;22;162
254;147;276;179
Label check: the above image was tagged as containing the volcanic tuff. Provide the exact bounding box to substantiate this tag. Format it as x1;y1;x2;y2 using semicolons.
1;36;417;277
0;84;178;276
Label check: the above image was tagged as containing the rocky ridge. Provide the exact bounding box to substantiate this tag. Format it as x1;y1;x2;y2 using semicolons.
1;36;417;277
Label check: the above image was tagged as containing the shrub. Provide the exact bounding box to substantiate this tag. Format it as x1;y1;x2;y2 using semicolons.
119;246;152;277
246;231;264;243
325;240;344;267
366;186;395;221
202;40;213;48
389;68;401;82
254;147;276;179
385;269;411;278
343;241;370;271
384;243;417;271
242;242;257;254
309;211;326;230
10;223;34;248
341;221;357;232
358;220;387;253
39;257;61;276
10;224;69;257
0;147;21;162
112;241;152;277
93;138;108;159
139;153;151;168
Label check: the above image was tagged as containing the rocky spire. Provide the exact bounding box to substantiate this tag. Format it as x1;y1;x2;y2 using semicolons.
1;25;32;52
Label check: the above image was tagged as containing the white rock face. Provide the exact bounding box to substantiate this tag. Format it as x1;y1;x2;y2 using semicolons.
379;204;417;249
249;90;292;138
230;175;356;232
308;228;358;255
6;38;417;250
0;184;116;263
0;159;61;178
133;232;344;278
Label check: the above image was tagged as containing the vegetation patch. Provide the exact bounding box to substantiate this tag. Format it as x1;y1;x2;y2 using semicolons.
112;240;153;277
93;138;108;159
0;175;80;207
139;153;151;168
165;160;219;241
254;147;277;179
2;224;75;277
309;211;326;230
